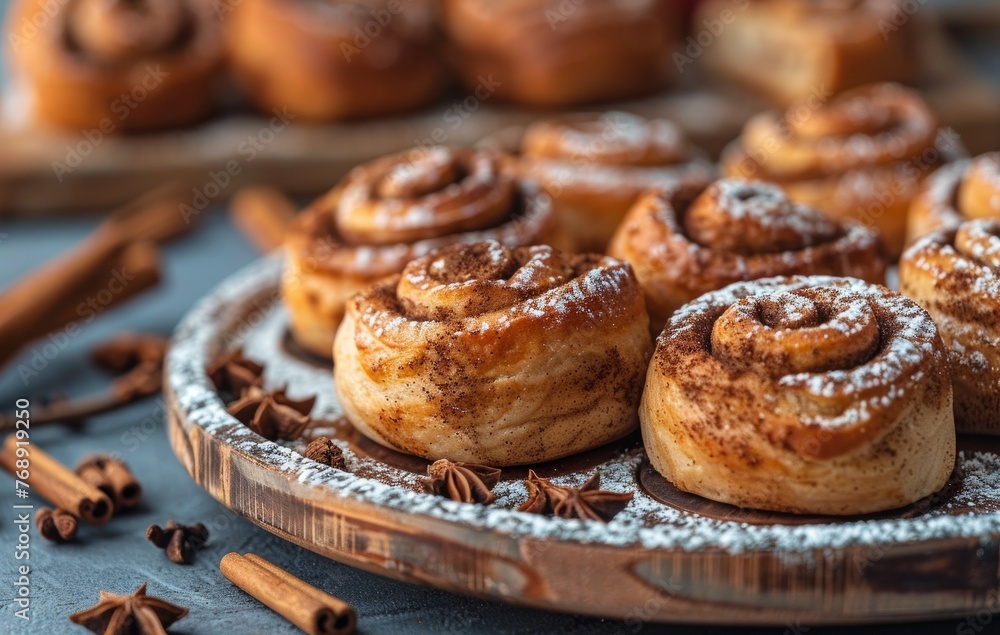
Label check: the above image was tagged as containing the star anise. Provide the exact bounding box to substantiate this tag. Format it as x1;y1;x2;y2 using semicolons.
517;470;633;522
93;333;168;401
226;386;315;441
207;348;265;397
69;582;188;635
146;520;209;565
303;436;345;469
421;459;501;505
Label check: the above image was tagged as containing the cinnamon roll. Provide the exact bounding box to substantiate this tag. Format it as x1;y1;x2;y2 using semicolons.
282;147;555;358
334;241;652;466
7;0;223;130
485;112;715;253
642;276;955;515
908;154;1000;244
899;220;1000;435
696;0;919;105
722;83;960;257
607;179;887;333
225;0;443;120
439;0;679;107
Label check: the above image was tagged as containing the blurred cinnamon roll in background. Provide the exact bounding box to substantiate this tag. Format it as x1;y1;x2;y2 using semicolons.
607;179;887;332
642;275;955;515
723;83;961;257
485;112;715;253
282;147;554;358
334;240;652;466
225;0;444;120
6;0;224;130
696;0;919;105
908;153;1000;244
900;219;1000;435
439;0;680;107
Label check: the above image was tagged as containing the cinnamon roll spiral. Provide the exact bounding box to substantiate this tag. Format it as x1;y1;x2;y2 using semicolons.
607;179;888;333
908;154;1000;244
334;240;652;466
642;276;955;515
486;112;715;253
722;83;959;257
439;0;679;107
697;0;919;105
282;147;555;358
900;220;1000;434
225;0;443;120
8;0;223;130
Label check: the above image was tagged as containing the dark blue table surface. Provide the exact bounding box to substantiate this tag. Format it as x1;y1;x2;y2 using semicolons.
3;6;1000;632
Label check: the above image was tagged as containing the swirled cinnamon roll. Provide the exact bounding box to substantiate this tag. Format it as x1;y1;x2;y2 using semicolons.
439;0;679;107
696;0;919;105
225;0;443;120
334;241;652;466
607;179;887;333
900;220;1000;435
282;147;555;358
722;83;960;257
642;276;955;515
908;154;1000;244
484;112;716;253
7;0;223;130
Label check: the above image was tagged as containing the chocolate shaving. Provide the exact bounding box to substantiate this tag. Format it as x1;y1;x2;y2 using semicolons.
207;348;265;397
226;386;315;441
421;459;501;505
303;436;345;470
70;582;188;635
36;507;78;542
517;470;633;522
146;520;209;565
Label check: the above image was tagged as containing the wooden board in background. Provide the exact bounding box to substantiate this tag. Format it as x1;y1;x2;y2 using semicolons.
1;17;998;217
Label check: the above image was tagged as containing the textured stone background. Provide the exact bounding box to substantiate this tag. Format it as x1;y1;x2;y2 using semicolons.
2;2;1000;632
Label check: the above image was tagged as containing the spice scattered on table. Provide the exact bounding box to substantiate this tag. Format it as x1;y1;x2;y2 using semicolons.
69;582;188;635
517;470;633;522
304;436;345;470
76;455;142;514
421;459;501;505
220;552;356;635
146;520;210;565
35;507;77;542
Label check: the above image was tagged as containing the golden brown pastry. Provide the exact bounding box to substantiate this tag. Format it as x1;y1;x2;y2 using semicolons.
334;240;652;466
695;0;919;105
282;147;555;358
6;0;223;131
607;179;888;333
225;0;443;120
439;0;679;107
907;154;1000;244
485;112;715;253
899;219;1000;434
642;276;955;515
722;83;959;258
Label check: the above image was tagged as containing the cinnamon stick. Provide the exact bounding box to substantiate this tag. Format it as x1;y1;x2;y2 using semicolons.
76;455;142;512
0;436;113;524
220;553;356;635
230;186;298;253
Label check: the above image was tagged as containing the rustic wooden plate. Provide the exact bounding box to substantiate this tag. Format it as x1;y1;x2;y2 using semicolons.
165;255;1000;626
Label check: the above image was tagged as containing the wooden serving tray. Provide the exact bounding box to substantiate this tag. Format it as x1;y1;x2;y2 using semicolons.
5;17;999;217
165;255;1000;626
